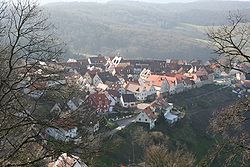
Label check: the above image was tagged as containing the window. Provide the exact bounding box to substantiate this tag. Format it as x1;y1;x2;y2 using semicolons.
145;119;148;121
139;118;141;121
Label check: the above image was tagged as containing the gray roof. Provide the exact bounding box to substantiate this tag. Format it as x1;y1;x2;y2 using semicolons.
121;94;136;103
98;72;120;83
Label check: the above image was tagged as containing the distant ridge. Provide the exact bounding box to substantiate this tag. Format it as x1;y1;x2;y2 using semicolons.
44;0;250;60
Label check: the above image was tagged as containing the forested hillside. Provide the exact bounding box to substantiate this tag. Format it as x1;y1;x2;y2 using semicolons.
44;1;250;60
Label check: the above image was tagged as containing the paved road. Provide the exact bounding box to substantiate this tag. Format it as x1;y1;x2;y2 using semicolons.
107;115;137;137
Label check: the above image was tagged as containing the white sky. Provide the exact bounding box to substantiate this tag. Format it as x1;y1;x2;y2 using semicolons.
40;0;250;5
39;0;199;5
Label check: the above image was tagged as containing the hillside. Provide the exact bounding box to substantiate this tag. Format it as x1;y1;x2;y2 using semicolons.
44;1;250;60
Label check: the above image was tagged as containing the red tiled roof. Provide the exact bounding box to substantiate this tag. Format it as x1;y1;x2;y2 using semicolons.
146;75;167;87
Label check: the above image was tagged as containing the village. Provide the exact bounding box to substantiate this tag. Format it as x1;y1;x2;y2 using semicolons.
10;53;250;167
16;54;250;145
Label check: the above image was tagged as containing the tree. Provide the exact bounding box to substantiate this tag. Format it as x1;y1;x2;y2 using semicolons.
0;0;102;166
207;12;250;74
207;12;250;166
144;145;195;167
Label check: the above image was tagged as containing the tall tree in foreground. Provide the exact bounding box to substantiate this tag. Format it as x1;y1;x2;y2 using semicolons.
0;0;102;166
206;12;250;166
207;12;250;74
0;0;62;166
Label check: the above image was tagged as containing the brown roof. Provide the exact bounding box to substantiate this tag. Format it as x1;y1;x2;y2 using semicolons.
88;93;110;112
125;82;145;93
143;107;157;120
151;97;169;109
52;118;77;131
196;67;208;76
85;70;99;78
107;90;120;98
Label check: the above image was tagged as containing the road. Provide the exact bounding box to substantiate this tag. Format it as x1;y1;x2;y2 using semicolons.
107;115;137;137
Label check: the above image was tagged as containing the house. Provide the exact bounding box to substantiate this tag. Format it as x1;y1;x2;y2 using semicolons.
196;66;214;85
93;72;120;86
162;103;178;123
109;83;126;95
87;93;112;113
96;83;109;90
199;75;211;85
124;82;149;101
164;74;186;94
88;56;107;65
149;60;168;73
46;118;78;141
204;66;215;81
177;65;193;74
107;90;120;103
184;73;201;88
135;107;157;129
120;94;137;108
145;84;157;101
114;65;134;77
140;68;151;80
83;70;99;85
183;78;195;89
150;97;169;113
164;111;178;124
106;56;122;72
145;75;170;95
49;102;70;115
48;153;88;167
63;61;88;76
65;70;85;86
104;91;117;111
196;67;208;77
163;76;178;94
230;69;246;81
67;97;83;112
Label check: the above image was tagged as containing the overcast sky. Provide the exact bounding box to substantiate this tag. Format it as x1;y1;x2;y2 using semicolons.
40;0;193;3
40;0;250;5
